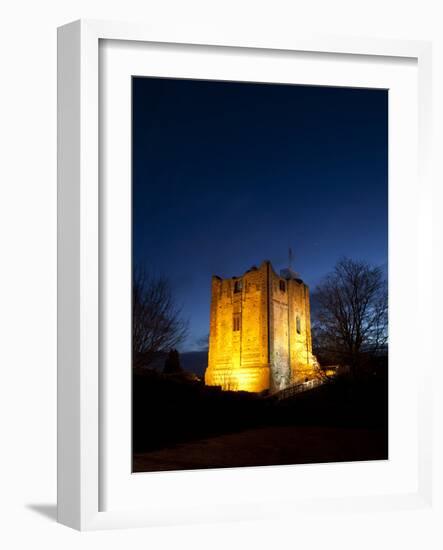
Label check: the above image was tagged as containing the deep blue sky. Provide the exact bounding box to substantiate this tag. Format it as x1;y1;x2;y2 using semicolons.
133;77;388;351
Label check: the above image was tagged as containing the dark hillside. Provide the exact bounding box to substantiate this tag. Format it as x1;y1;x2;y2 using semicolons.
133;365;388;465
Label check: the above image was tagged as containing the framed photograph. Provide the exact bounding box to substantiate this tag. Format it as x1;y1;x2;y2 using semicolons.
57;20;433;530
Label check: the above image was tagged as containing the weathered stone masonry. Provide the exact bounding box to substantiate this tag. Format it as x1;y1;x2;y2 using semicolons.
204;261;318;393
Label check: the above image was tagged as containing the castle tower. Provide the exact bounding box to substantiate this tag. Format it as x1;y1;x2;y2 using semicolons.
204;260;318;393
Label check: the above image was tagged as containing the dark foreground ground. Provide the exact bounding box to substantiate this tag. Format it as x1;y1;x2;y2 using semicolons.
133;365;388;472
134;424;387;472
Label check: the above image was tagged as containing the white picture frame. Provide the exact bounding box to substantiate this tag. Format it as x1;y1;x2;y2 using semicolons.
57;19;433;531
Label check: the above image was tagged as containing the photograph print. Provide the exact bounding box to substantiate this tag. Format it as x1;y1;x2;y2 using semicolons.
132;76;388;473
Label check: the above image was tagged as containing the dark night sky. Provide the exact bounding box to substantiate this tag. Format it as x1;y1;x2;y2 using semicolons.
133;77;388;352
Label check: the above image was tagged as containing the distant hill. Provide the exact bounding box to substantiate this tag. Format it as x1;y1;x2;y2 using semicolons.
180;351;208;377
140;350;208;377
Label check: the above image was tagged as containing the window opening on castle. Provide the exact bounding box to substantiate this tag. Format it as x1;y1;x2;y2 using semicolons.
279;280;286;292
233;314;241;331
296;315;301;334
234;280;242;293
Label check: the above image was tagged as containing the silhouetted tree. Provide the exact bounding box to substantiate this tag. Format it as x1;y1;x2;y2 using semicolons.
163;349;183;374
312;258;387;375
133;267;188;368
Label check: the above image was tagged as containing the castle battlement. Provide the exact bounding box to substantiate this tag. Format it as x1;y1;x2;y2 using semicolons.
204;261;318;393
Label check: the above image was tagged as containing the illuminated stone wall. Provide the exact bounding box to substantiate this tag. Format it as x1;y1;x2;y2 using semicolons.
206;263;269;392
286;275;315;385
205;261;318;393
269;268;291;391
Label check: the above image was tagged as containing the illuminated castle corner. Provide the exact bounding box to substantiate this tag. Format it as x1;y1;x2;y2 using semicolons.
204;260;319;393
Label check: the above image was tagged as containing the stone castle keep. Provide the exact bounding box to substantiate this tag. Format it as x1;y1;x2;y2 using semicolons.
204;260;318;393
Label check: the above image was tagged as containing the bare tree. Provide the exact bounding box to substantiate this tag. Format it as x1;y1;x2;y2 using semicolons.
133;267;189;368
312;258;387;374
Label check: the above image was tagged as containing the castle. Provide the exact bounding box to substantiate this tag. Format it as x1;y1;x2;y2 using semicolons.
204;260;318;393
